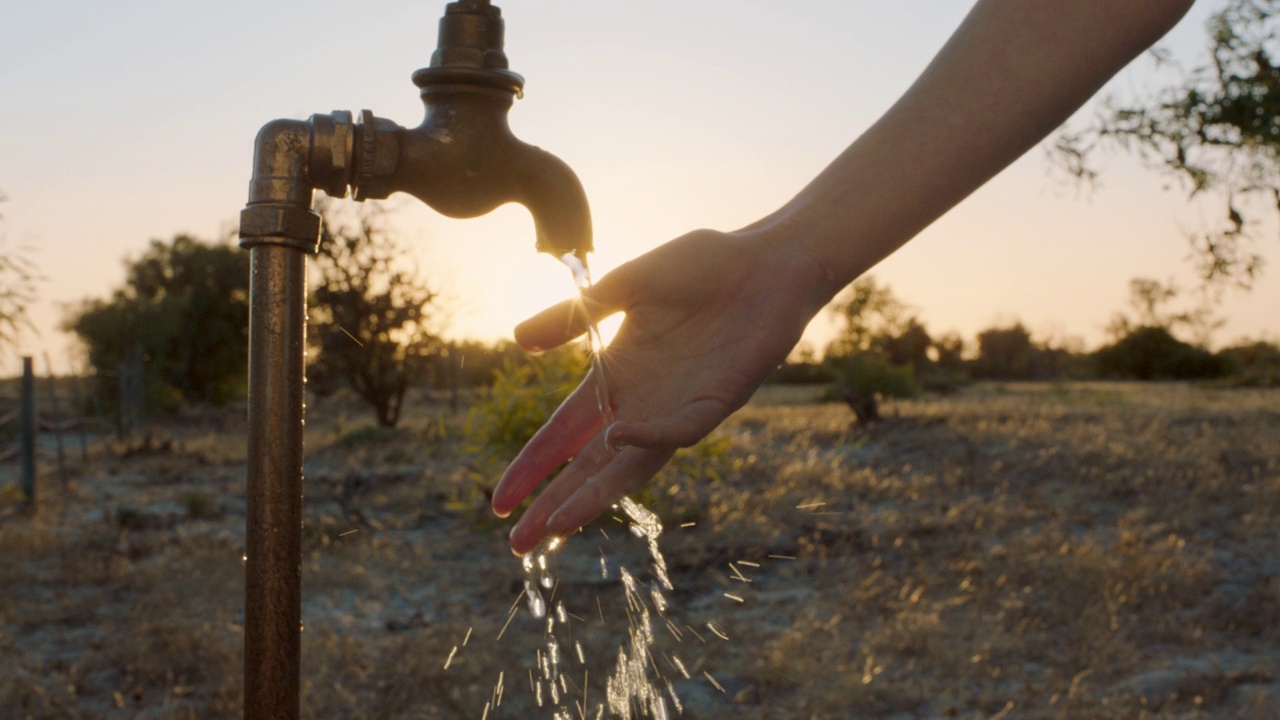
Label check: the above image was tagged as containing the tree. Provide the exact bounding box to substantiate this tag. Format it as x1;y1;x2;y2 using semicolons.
1094;326;1228;380
1104;276;1224;346
65;235;249;409
877;318;933;373
826;275;912;357
309;201;445;428
971;322;1040;379
824;277;922;423
0;192;39;355
1056;0;1280;290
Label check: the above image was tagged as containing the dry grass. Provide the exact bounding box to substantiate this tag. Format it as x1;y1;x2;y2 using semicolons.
1;382;1278;718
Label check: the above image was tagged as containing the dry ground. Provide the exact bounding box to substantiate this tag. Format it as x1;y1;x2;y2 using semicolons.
1;381;1278;719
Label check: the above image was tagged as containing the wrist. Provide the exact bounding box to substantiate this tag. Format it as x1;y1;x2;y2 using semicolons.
731;224;856;320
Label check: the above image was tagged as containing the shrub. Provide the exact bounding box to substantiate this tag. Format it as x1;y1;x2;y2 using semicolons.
462;346;586;456
824;351;920;424
1093;326;1228;380
182;491;218;520
1218;340;1280;387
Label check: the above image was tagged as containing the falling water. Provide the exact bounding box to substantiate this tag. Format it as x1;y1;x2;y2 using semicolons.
559;253;615;428
495;254;696;718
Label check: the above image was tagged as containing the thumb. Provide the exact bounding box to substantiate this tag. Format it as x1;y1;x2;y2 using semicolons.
514;263;631;352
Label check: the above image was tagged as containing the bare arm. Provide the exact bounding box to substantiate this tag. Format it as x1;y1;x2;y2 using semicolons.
495;0;1196;554
764;0;1196;300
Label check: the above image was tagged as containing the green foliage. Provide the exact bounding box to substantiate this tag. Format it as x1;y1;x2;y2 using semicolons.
1093;326;1228;380
1055;0;1280;289
462;346;586;458
1106;277;1224;347
1218;339;1280;386
825;277;924;422
64;235;249;409
182;491;217;520
877;318;933;373
826;276;911;357
971;323;1040;380
825;351;921;401
823;350;920;424
309;201;444;428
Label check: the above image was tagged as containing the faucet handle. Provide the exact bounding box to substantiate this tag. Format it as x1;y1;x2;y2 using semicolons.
433;0;509;70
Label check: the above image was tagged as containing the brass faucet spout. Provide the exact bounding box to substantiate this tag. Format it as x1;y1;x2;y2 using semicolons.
366;84;592;258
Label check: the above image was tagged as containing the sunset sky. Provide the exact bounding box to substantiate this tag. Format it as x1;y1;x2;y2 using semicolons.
2;0;1276;375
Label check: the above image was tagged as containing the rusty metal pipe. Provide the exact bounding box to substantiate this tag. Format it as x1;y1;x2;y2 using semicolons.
244;245;307;720
240;116;318;720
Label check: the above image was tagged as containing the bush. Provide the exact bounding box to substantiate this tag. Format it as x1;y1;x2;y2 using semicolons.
1218;340;1280;387
462;346;587;456
824;351;920;424
1093;326;1228;380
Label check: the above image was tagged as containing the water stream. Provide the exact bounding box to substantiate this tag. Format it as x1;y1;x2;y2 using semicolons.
559;253;615;429
502;255;685;718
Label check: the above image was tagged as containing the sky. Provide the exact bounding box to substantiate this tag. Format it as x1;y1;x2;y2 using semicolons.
2;0;1276;375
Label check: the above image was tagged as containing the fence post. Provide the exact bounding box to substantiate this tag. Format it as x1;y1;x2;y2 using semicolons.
43;354;67;490
20;356;36;507
72;371;89;464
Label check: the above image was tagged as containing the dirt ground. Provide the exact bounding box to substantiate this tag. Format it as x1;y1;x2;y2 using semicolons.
1;381;1278;719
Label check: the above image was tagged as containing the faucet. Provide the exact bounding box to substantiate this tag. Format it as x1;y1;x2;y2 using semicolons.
237;3;591;718
241;0;593;258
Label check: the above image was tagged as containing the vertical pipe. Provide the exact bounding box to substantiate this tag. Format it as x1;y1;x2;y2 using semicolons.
20;356;35;506
244;244;307;720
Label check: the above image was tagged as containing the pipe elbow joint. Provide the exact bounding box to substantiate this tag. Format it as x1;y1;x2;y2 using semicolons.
241;118;321;252
248;119;313;206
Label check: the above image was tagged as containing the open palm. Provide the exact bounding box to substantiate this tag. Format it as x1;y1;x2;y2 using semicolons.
492;228;831;554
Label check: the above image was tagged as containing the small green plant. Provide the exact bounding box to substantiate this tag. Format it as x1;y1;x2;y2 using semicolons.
182;491;217;520
456;346;591;515
462;346;586;455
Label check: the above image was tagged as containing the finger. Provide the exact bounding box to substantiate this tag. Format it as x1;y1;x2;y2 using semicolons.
607;397;728;450
508;439;616;554
491;380;606;517
514;265;631;352
543;447;675;541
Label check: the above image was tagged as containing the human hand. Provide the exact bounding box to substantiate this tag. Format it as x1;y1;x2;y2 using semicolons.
492;228;834;554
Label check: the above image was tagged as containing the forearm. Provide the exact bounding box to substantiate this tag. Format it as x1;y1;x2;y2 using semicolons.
755;0;1195;299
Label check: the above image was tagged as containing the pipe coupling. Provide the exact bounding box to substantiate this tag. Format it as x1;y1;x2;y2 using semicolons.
354;110;400;201
239;205;322;253
305;110;401;201
308;111;356;198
